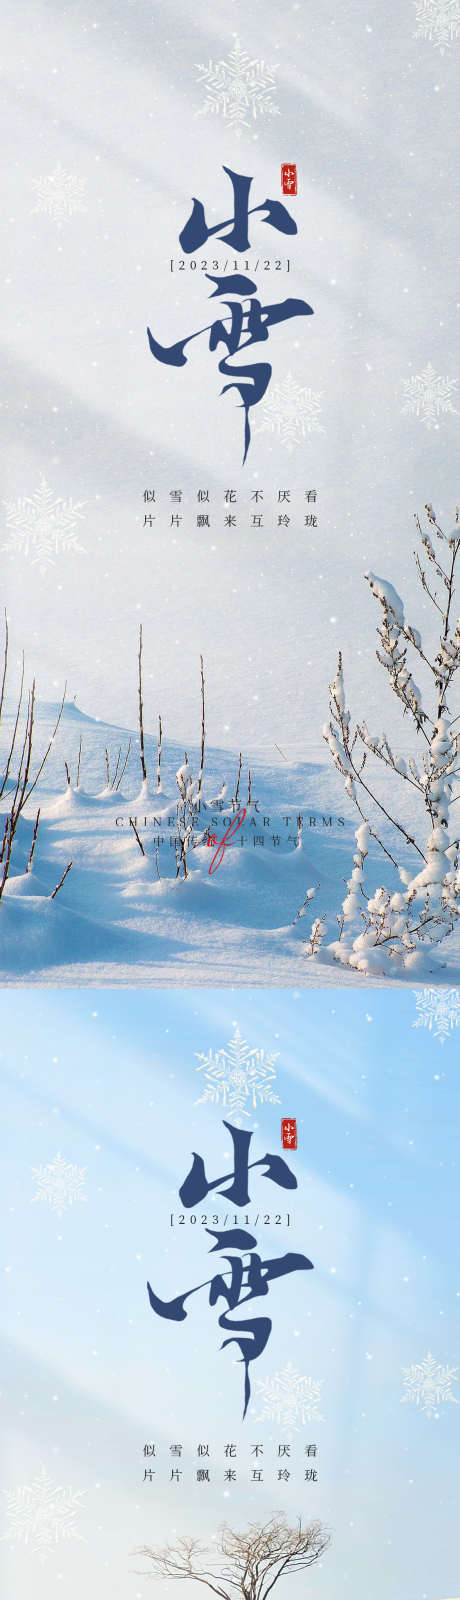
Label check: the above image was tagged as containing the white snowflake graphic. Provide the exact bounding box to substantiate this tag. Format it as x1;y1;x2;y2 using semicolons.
254;1362;325;1430
195;37;280;136
1;1465;85;1562
194;1025;280;1120
32;163;87;224
413;987;460;1043
2;476;86;572
401;1352;459;1417
255;373;324;450
401;363;458;429
413;0;460;48
31;1153;87;1216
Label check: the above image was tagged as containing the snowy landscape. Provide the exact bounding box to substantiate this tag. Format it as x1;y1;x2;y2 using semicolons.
1;690;459;987
2;496;459;987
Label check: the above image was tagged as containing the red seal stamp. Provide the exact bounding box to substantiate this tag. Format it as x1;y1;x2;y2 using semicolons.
281;164;297;195
281;1118;298;1150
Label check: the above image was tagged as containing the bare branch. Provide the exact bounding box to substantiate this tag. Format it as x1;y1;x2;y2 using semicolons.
197;654;206;798
0;649;25;799
27;809;40;872
233;751;242;811
0;610;8;724
50;860;73;899
115;738;132;792
157;714;162;792
130;818;146;856
111;746;122;790
22;686;67;810
138;623;147;783
135;1518;331;1600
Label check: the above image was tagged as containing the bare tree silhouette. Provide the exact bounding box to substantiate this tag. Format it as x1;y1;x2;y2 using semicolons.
136;1515;331;1599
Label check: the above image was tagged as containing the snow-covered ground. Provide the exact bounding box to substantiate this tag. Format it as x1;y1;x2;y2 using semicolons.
1;702;459;987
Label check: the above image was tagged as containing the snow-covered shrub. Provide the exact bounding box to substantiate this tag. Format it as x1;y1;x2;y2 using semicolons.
311;505;460;974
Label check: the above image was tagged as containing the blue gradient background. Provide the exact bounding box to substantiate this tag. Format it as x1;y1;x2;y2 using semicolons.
1;988;459;1598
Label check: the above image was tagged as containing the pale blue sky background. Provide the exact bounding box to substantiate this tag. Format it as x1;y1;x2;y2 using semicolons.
1;988;459;1599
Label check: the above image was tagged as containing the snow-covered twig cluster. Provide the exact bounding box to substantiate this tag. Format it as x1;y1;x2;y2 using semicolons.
175;756;202;878
311;506;460;973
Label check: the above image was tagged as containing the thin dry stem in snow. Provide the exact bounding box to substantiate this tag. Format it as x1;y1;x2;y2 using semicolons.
136;625;166;792
50;860;73;899
138;623;147;783
197;654;206;799
130;818;146;857
293;883;319;925
115;738;131;792
0;613;25;800
103;739;132;791
233;750;242;811
111;746;122;789
26;808;40;873
0;615;66;900
314;505;460;973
